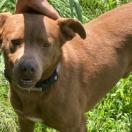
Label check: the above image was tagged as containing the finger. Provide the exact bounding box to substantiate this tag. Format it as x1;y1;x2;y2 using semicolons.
28;1;60;19
15;0;60;20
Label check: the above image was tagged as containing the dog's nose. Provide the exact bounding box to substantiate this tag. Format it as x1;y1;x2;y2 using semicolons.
19;60;36;75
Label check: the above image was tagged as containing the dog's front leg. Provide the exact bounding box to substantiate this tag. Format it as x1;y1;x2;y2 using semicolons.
60;116;87;132
18;116;35;132
60;125;87;132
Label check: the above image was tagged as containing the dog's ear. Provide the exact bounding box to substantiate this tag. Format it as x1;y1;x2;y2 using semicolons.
57;18;86;41
0;12;11;48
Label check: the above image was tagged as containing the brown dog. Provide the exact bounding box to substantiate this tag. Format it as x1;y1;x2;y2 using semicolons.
0;3;132;132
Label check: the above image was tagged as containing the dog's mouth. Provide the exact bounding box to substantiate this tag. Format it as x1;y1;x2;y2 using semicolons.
18;78;36;88
20;79;33;87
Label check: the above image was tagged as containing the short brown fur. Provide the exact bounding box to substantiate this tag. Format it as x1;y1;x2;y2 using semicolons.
0;3;132;132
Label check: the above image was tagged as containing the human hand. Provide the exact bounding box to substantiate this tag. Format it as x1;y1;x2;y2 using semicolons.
15;0;60;20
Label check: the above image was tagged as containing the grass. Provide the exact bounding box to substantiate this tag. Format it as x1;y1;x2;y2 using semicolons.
0;0;132;131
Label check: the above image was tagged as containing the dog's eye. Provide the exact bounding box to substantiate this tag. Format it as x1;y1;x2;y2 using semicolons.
10;39;23;53
11;39;23;46
43;41;50;47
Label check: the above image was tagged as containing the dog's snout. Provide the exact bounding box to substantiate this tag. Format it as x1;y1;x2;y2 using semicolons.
19;60;36;75
13;58;42;88
21;62;34;73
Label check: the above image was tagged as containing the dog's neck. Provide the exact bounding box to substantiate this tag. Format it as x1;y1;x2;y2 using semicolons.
35;65;60;91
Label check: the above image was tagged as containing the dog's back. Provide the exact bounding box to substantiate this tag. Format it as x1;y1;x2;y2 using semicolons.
62;3;132;110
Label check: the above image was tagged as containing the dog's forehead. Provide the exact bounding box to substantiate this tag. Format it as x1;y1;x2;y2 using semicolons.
3;14;58;40
3;14;24;38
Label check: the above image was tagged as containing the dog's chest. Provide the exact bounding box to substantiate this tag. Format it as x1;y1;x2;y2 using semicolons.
16;99;43;122
15;108;43;122
11;91;44;122
11;87;69;125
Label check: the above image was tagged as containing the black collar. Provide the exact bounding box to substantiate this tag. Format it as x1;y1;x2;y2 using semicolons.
35;70;58;91
4;69;58;92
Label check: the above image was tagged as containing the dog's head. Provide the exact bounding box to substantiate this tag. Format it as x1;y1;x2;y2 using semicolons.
0;13;86;89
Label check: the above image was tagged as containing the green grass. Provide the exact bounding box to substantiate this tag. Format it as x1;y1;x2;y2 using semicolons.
0;0;132;132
